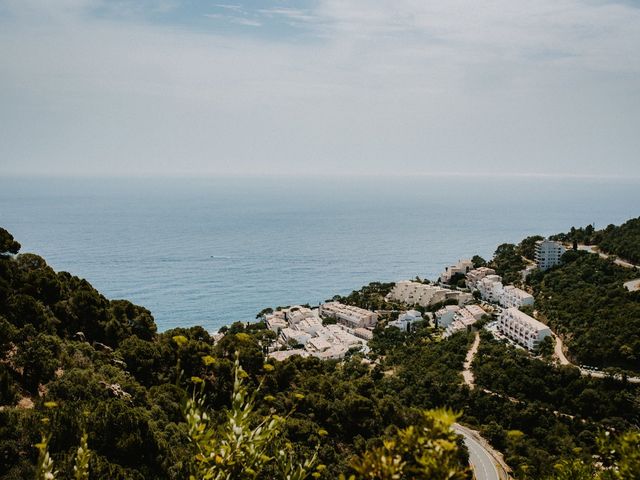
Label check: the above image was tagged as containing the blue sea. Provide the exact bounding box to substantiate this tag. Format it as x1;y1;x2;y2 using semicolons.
1;176;638;332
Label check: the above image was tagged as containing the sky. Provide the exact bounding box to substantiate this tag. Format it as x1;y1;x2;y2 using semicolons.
1;0;639;178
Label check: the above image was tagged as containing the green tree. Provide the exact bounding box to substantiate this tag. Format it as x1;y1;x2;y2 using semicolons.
471;255;487;268
0;228;20;256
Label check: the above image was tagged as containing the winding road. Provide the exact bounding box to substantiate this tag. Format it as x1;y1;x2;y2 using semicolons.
458;333;511;479
453;423;510;480
577;244;640;270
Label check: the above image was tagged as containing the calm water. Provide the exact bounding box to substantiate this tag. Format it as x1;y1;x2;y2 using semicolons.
1;176;638;332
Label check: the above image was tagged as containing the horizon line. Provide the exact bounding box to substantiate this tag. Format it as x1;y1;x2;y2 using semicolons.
2;172;640;181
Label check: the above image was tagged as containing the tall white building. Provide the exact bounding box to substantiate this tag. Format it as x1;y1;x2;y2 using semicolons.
498;308;551;350
535;239;566;270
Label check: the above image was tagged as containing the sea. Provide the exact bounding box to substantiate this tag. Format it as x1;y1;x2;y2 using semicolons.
1;175;638;332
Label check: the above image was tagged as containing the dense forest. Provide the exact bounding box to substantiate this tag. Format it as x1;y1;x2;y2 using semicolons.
1;224;639;479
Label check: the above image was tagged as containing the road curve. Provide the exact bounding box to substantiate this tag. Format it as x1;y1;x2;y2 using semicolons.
453;423;510;480
553;333;640;384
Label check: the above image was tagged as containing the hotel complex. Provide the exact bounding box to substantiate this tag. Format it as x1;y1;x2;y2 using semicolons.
263;245;559;359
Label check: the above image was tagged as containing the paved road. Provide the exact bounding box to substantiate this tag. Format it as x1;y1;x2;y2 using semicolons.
577;245;639;270
453;424;509;480
553;333;640;384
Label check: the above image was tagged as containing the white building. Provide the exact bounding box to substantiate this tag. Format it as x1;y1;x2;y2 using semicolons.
353;328;374;340
501;285;534;309
476;275;504;303
388;309;423;332
473;275;533;309
440;259;474;284
268;304;370;362
280;327;312;346
387;281;472;308
297;317;324;335
307;336;333;353
498;308;551;350
466;267;496;290
443;305;487;337
319;302;378;328
535;239;566;270
264;315;288;333
285;306;316;325
325;324;363;347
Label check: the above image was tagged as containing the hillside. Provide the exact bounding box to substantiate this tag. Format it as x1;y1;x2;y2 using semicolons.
0;226;639;480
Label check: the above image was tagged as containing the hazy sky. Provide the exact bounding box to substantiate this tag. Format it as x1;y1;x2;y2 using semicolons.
1;0;639;177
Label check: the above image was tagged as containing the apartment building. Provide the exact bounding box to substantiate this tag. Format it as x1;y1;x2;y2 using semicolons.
269;305;371;362
498;308;551;350
465;267;496;290
387;281;472;308
319;302;378;328
476;275;504;303
535;239;566;270
280;327;312;346
501;285;534;309
442;305;485;337
474;275;534;309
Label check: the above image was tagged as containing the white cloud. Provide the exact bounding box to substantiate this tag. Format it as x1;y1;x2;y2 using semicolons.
229;17;261;27
0;0;639;177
